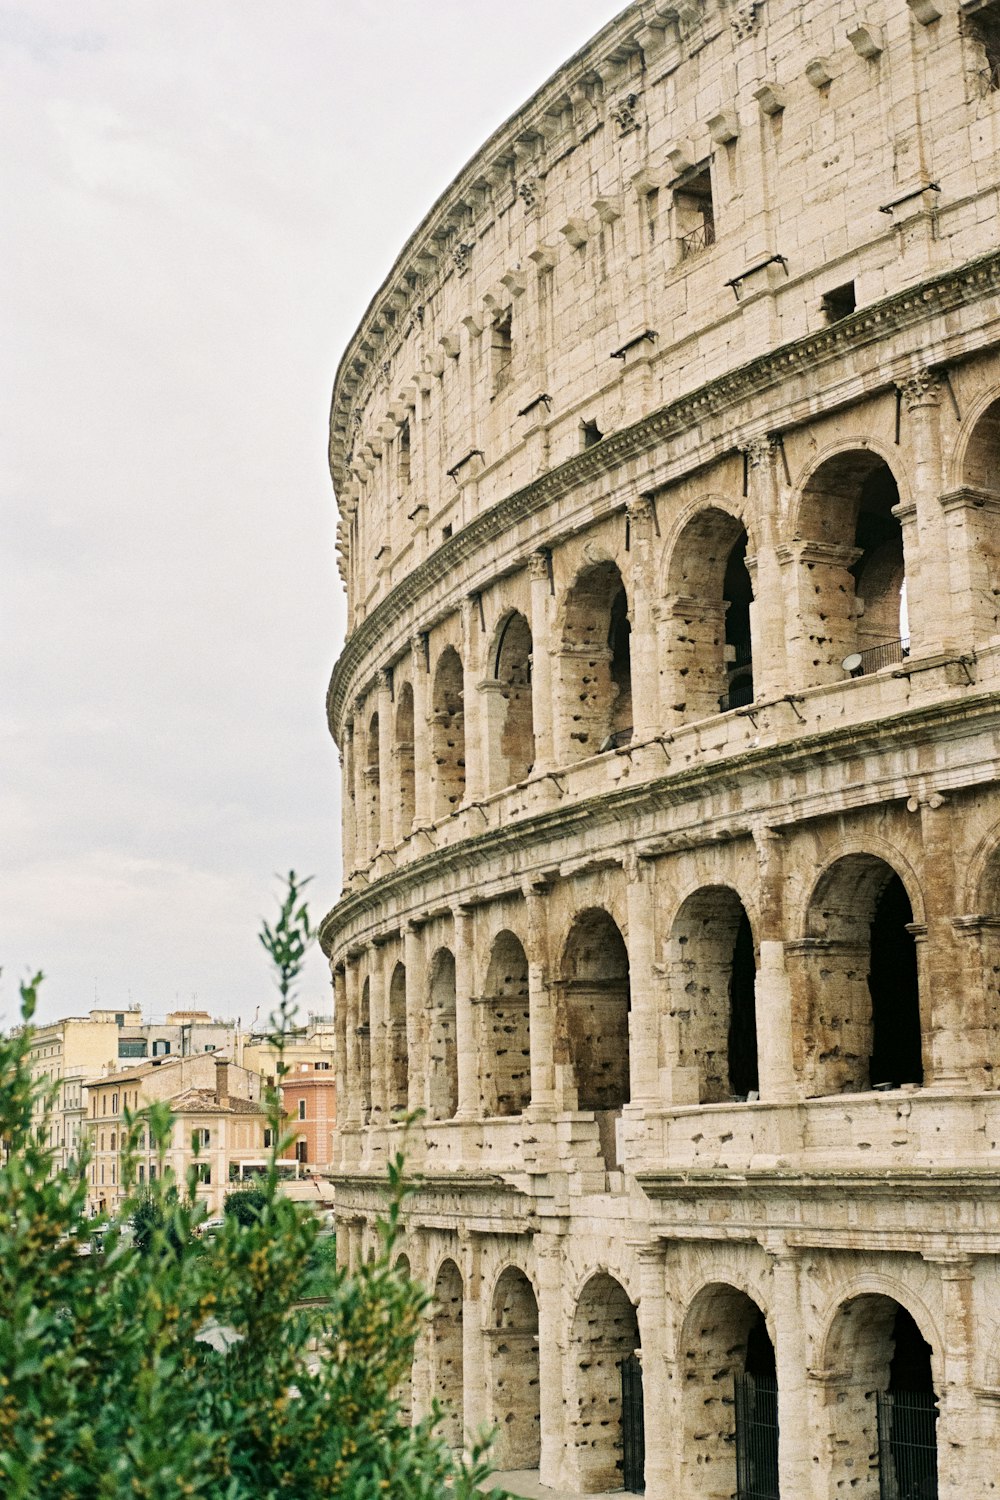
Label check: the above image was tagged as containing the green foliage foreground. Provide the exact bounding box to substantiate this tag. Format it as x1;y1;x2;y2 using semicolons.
0;973;494;1499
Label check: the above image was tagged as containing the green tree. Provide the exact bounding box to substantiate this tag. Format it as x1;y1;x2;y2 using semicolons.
0;947;494;1496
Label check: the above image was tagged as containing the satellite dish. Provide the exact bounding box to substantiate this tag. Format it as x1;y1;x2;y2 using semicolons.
841;653;863;674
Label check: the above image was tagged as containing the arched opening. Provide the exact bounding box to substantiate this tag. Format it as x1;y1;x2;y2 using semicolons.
796;453;907;682
558;561;632;761
568;1273;641;1493
956;394;1000;642
490;611;535;789
800;855;923;1096
489;1268;540;1469
393;1252;413;1427
823;1296;938;1500
664;508;752;722
432;1259;464;1451
365;712;381;852
394;681;416;836
680;1284;778;1500
388;962;408;1115
668;887;759;1103
431;647;465;818
428;948;458;1121
358;977;372;1123
479;931;531;1117
558;909;630;1166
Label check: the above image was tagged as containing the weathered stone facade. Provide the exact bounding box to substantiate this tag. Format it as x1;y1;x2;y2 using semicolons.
322;2;1000;1493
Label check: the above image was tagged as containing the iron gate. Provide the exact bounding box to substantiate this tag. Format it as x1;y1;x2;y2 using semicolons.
734;1372;779;1500
620;1353;645;1493
876;1390;938;1500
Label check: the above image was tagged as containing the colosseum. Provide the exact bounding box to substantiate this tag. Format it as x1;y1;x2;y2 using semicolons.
321;1;1000;1494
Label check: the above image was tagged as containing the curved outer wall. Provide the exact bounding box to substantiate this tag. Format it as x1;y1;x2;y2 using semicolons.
324;2;1000;1494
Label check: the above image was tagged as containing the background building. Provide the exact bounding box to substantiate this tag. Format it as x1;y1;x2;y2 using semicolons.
322;2;1000;1495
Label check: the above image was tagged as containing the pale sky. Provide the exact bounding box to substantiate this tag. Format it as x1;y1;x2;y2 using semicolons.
1;2;620;1027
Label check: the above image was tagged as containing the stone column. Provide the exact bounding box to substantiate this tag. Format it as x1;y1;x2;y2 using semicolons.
410;634;433;830
368;941;387;1127
333;963;348;1167
461;595;485;805
625;497;661;740
767;1246;811;1499
535;1234;568;1489
380;940;398;1125
896;369;950;656
754;825;797;1103
352;696;370;864
742;435;789;702
403;921;426;1116
476;678;508;797
523;879;556;1113
528;549;556;773
624;850;659;1109
461;1232;488;1442
340;727;357;876
409;1235;435;1423
377;670;394;851
940;485;1000;648
344;954;362;1130
453;905;478;1120
637;1244;670;1500
916;795;965;1088
929;1254;978;1495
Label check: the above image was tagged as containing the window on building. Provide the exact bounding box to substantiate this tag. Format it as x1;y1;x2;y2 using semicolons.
582;419;603;450
398;419;411;486
821;281;856;323
152;1039;171;1057
195;1128;210;1149
100;1165;105;1185
115;1013;125;1026
966;0;1000;91
297;1099;307;1121
203;1044;215;1052
195;1163;211;1184
295;1140;308;1164
491;310;513;394
674;163;716;259
118;1039;147;1059
111;1093;118;1113
138;1164;144;1184
100;1132;105;1151
314;1061;330;1070
263;1128;273;1149
149;1164;157;1181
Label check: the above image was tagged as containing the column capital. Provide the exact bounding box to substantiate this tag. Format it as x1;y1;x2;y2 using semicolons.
896;367;943;410
376;667;393;695
742;433;780;467
528;548;551;582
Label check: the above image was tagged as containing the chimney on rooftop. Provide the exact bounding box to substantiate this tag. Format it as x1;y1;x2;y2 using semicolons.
214;1058;230;1105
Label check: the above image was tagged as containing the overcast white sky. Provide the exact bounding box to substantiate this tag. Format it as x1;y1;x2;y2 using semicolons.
2;2;620;1027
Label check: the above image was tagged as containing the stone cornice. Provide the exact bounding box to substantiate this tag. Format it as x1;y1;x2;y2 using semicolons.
327;247;1000;736
319;684;1000;956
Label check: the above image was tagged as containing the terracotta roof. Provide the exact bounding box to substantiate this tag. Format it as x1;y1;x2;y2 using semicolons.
169;1088;266;1116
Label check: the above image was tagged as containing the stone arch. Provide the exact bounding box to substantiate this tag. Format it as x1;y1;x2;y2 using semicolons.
666;885;760;1104
567;1272;640;1493
427;947;458;1120
819;1291;939;1500
955;825;1000;1091
488;1266;540;1469
792;447;910;684
358;976;372;1122
484;610;535;790
557;909;630;1144
431;1257;464;1450
365;711;381;851
388;961;408;1115
394;680;415;835
952;389;1000;641
478;929;531;1117
797;852;924;1096
662;503;753;721
557;561;632;761
958;387;1000;492
678;1280;778;1500
431;646;465;818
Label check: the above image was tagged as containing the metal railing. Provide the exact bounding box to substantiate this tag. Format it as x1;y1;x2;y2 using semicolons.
734;1373;779;1500
877;1390;938;1500
620;1353;645;1493
858;636;910;675
719;680;755;713
680;219;716;259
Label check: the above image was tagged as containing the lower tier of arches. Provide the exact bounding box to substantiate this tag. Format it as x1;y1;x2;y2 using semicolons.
334;1216;1000;1500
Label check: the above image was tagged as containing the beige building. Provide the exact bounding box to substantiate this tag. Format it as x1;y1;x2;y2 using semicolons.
83;1053;266;1217
26;1008;237;1177
241;1012;337;1174
322;2;1000;1497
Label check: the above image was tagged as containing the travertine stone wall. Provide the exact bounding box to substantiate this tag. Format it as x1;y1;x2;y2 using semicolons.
323;2;1000;1494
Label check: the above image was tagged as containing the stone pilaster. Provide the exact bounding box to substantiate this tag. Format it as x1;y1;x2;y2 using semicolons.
332;964;348;1167
409;634;432;830
896;368;950;655
528;550;555;772
352;695;369;864
636;1244;671;1500
453;905;478;1120
377;669;394;850
754;825;797;1102
916;795;965;1088
344;954;362;1129
742;435;789;702
928;1255;978;1495
624;849;659;1109
367;941;387;1126
403;921;426;1116
461;596;485;804
625;496;661;739
340;725;357;875
535;1235;567;1489
523;878;556;1112
766;1245;811;1498
460;1232;488;1440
